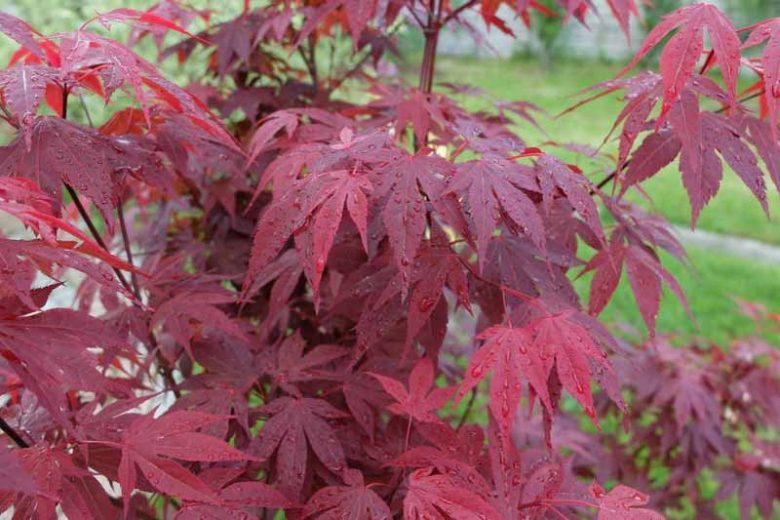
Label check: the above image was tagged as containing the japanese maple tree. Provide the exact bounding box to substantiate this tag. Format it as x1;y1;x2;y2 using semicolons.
0;1;778;519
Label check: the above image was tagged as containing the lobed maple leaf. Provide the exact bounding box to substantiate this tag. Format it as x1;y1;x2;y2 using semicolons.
0;64;59;122
252;397;347;499
0;309;131;428
403;468;502;520
261;333;348;396
371;151;453;290
88;7;201;42
350;226;468;359
293;169;372;307
591;483;665;520
151;290;247;360
446;153;545;272
584;200;690;334
459;305;621;436
127;0;210;51
0;116;159;230
618;3;741;122
94;410;257;513
0;238;136;303
243;166;372;305
174;468;292;519
717;452;780;520
4;445;119;520
742;18;780;138
302;468;391;519
0;444;37;495
614;86;772;225
369;358;453;425
0;12;44;60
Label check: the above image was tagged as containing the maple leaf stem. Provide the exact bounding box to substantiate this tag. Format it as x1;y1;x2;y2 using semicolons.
0;417;29;448
298;36;319;90
455;388;477;430
404;415;413;452
63;183;136;296
58;88;136;295
149;329;181;399
117;204;142;298
77;93;94;128
74;88;143;302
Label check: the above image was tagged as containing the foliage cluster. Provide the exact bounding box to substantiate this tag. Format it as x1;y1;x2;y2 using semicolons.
0;1;778;518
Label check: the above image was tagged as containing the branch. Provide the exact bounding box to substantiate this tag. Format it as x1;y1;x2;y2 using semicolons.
455;388;477;430
0;417;29;448
0;104;19;129
62;88;180;399
297;36;319;89
117;204;142;298
442;0;479;25
407;5;426;28
63;183;136;295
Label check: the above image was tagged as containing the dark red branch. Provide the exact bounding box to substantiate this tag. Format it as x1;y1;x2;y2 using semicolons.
0;417;29;448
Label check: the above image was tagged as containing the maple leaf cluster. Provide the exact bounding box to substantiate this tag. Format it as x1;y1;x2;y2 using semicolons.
0;1;777;519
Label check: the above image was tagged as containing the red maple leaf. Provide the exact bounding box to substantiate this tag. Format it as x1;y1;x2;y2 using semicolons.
742;18;780;138
372;151;453;290
459;305;621;435
370;357;454;425
97;410;256;513
0;12;45;60
174;468;292;519
0;444;37;495
618;3;740;121
252;397;347;499
302;468;391;519
591;483;665;519
403;468;502;520
446;154;545;272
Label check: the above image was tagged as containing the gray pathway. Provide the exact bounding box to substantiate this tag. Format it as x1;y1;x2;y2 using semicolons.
672;226;780;265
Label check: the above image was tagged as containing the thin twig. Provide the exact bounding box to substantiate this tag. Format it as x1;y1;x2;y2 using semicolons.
62;88;179;399
78;93;94;128
442;0;479;25
456;388;477;430
64;183;136;295
407;3;426;28
75;91;142;299
60;90;131;293
297;36;319;89
0;104;19;128
117;204;142;298
0;417;29;448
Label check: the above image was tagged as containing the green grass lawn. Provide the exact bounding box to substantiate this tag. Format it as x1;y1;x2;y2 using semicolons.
399;55;780;343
